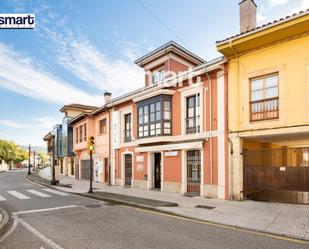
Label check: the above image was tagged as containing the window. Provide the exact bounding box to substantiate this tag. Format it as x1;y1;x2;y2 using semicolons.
124;113;132;142
186;94;200;134
79;125;82;143
250;74;279;121
152;69;165;85
137;96;172;138
83;124;87;141
99;118;107;134
75;127;78;143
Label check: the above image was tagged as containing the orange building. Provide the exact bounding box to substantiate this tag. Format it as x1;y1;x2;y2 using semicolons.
70;41;230;199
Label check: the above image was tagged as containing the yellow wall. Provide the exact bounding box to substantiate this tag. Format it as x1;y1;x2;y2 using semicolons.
228;34;309;133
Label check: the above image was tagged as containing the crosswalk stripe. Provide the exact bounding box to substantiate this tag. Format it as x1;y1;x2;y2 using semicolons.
0;195;7;201
42;188;70;196
26;189;51;198
7;191;30;200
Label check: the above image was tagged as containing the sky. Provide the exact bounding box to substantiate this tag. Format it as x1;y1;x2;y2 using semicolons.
0;0;308;147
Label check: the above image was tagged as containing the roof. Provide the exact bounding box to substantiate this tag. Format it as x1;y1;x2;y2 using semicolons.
59;103;98;113
216;8;309;45
43;132;53;141
134;40;207;67
67;112;91;126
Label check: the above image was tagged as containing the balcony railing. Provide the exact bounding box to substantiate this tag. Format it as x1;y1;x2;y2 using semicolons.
186;116;200;134
250;97;279;122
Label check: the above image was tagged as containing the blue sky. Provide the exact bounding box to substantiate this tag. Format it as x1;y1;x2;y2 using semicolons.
0;0;308;146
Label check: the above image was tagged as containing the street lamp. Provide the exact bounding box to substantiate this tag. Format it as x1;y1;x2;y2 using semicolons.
33;151;36;172
8;150;12;170
51;135;57;185
27;144;31;175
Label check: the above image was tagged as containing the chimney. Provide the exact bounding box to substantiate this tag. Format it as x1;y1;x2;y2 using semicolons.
104;91;112;104
239;0;257;33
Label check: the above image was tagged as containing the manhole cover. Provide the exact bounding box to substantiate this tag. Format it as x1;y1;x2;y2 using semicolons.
195;205;216;210
85;204;102;208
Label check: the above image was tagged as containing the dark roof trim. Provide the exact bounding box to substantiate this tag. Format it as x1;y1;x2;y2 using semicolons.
134;40;206;66
59;103;98;113
239;0;257;7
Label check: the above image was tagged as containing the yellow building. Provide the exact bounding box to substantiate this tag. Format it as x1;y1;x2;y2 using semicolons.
217;0;309;204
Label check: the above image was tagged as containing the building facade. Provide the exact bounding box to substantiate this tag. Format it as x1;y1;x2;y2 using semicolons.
217;0;309;203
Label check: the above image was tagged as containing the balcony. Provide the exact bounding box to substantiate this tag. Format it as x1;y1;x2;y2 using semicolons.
250;97;279;122
186;116;200;134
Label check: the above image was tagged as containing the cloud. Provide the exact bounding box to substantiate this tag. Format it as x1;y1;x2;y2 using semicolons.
0;43;102;106
0;120;22;128
35;3;144;97
289;0;309;14
268;0;290;8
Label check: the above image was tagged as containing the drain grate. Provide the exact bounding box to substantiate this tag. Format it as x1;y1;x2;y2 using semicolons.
195;205;216;210
85;204;102;208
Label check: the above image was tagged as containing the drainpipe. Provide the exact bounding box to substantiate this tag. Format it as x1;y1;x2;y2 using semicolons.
228;40;239;200
108;109;111;186
205;71;213;195
228;138;234;200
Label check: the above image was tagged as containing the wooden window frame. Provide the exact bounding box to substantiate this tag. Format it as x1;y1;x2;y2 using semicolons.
249;73;279;122
99;118;107;135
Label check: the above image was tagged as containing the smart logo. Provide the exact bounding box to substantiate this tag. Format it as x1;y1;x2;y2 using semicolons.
0;14;35;29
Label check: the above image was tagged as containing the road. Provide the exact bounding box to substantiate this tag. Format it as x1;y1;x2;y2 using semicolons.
0;170;308;249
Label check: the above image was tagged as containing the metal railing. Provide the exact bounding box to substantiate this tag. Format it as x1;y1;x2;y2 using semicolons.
185;116;200;134
250;97;279;121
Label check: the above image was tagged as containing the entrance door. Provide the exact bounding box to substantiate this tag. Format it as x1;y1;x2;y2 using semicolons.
124;154;132;187
154;153;161;189
187;150;201;194
104;158;109;183
80;159;90;180
95;161;102;182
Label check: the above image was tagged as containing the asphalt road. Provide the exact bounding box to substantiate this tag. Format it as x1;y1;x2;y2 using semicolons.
0;170;308;249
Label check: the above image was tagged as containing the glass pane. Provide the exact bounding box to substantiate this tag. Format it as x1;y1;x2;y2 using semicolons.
164;122;171;128
144;106;148;114
150;130;155;136
144;114;148;123
156;102;161;111
138;115;143;124
144;130;149;136
164;128;171;134
188;108;194;117
251;79;263;91
251;90;263;101
150;103;155;112
138;127;143;132
159;69;165;81
266;87;278;98
144;125;148;131
164;101;170;110
164;111;171;120
138;107;143;116
150;124;155;130
156;111;161;121
139;132;143;137
188;97;194;108
156;123;161;129
266;75;278;88
156;129;161;135
197;94;200;106
150;113;155;122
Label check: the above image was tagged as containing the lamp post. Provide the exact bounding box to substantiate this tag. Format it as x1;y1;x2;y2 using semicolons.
51;135;57;185
33;151;36;172
27;144;31;175
88;136;95;194
8;150;12;170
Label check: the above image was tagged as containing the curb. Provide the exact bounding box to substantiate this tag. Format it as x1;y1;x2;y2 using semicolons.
25;174;309;243
0;207;11;236
25;174;71;189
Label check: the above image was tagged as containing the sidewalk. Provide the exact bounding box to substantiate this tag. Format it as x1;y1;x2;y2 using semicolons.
38;168;309;241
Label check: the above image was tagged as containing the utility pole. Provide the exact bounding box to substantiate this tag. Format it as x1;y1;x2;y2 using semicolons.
27;144;31;175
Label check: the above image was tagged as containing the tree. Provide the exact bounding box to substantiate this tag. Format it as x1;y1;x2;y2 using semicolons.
37;151;47;166
14;148;28;164
0;140;28;168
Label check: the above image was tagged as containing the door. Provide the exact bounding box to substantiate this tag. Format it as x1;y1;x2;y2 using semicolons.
124;154;132;187
154;153;161;189
187;150;201;194
104;158;109;183
80;159;90;180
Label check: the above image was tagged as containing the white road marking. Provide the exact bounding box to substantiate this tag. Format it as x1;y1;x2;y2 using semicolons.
7;191;30;200
0;214;18;242
0;194;7;201
42;188;70;196
17;216;64;249
26;189;51;198
13;205;78;215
